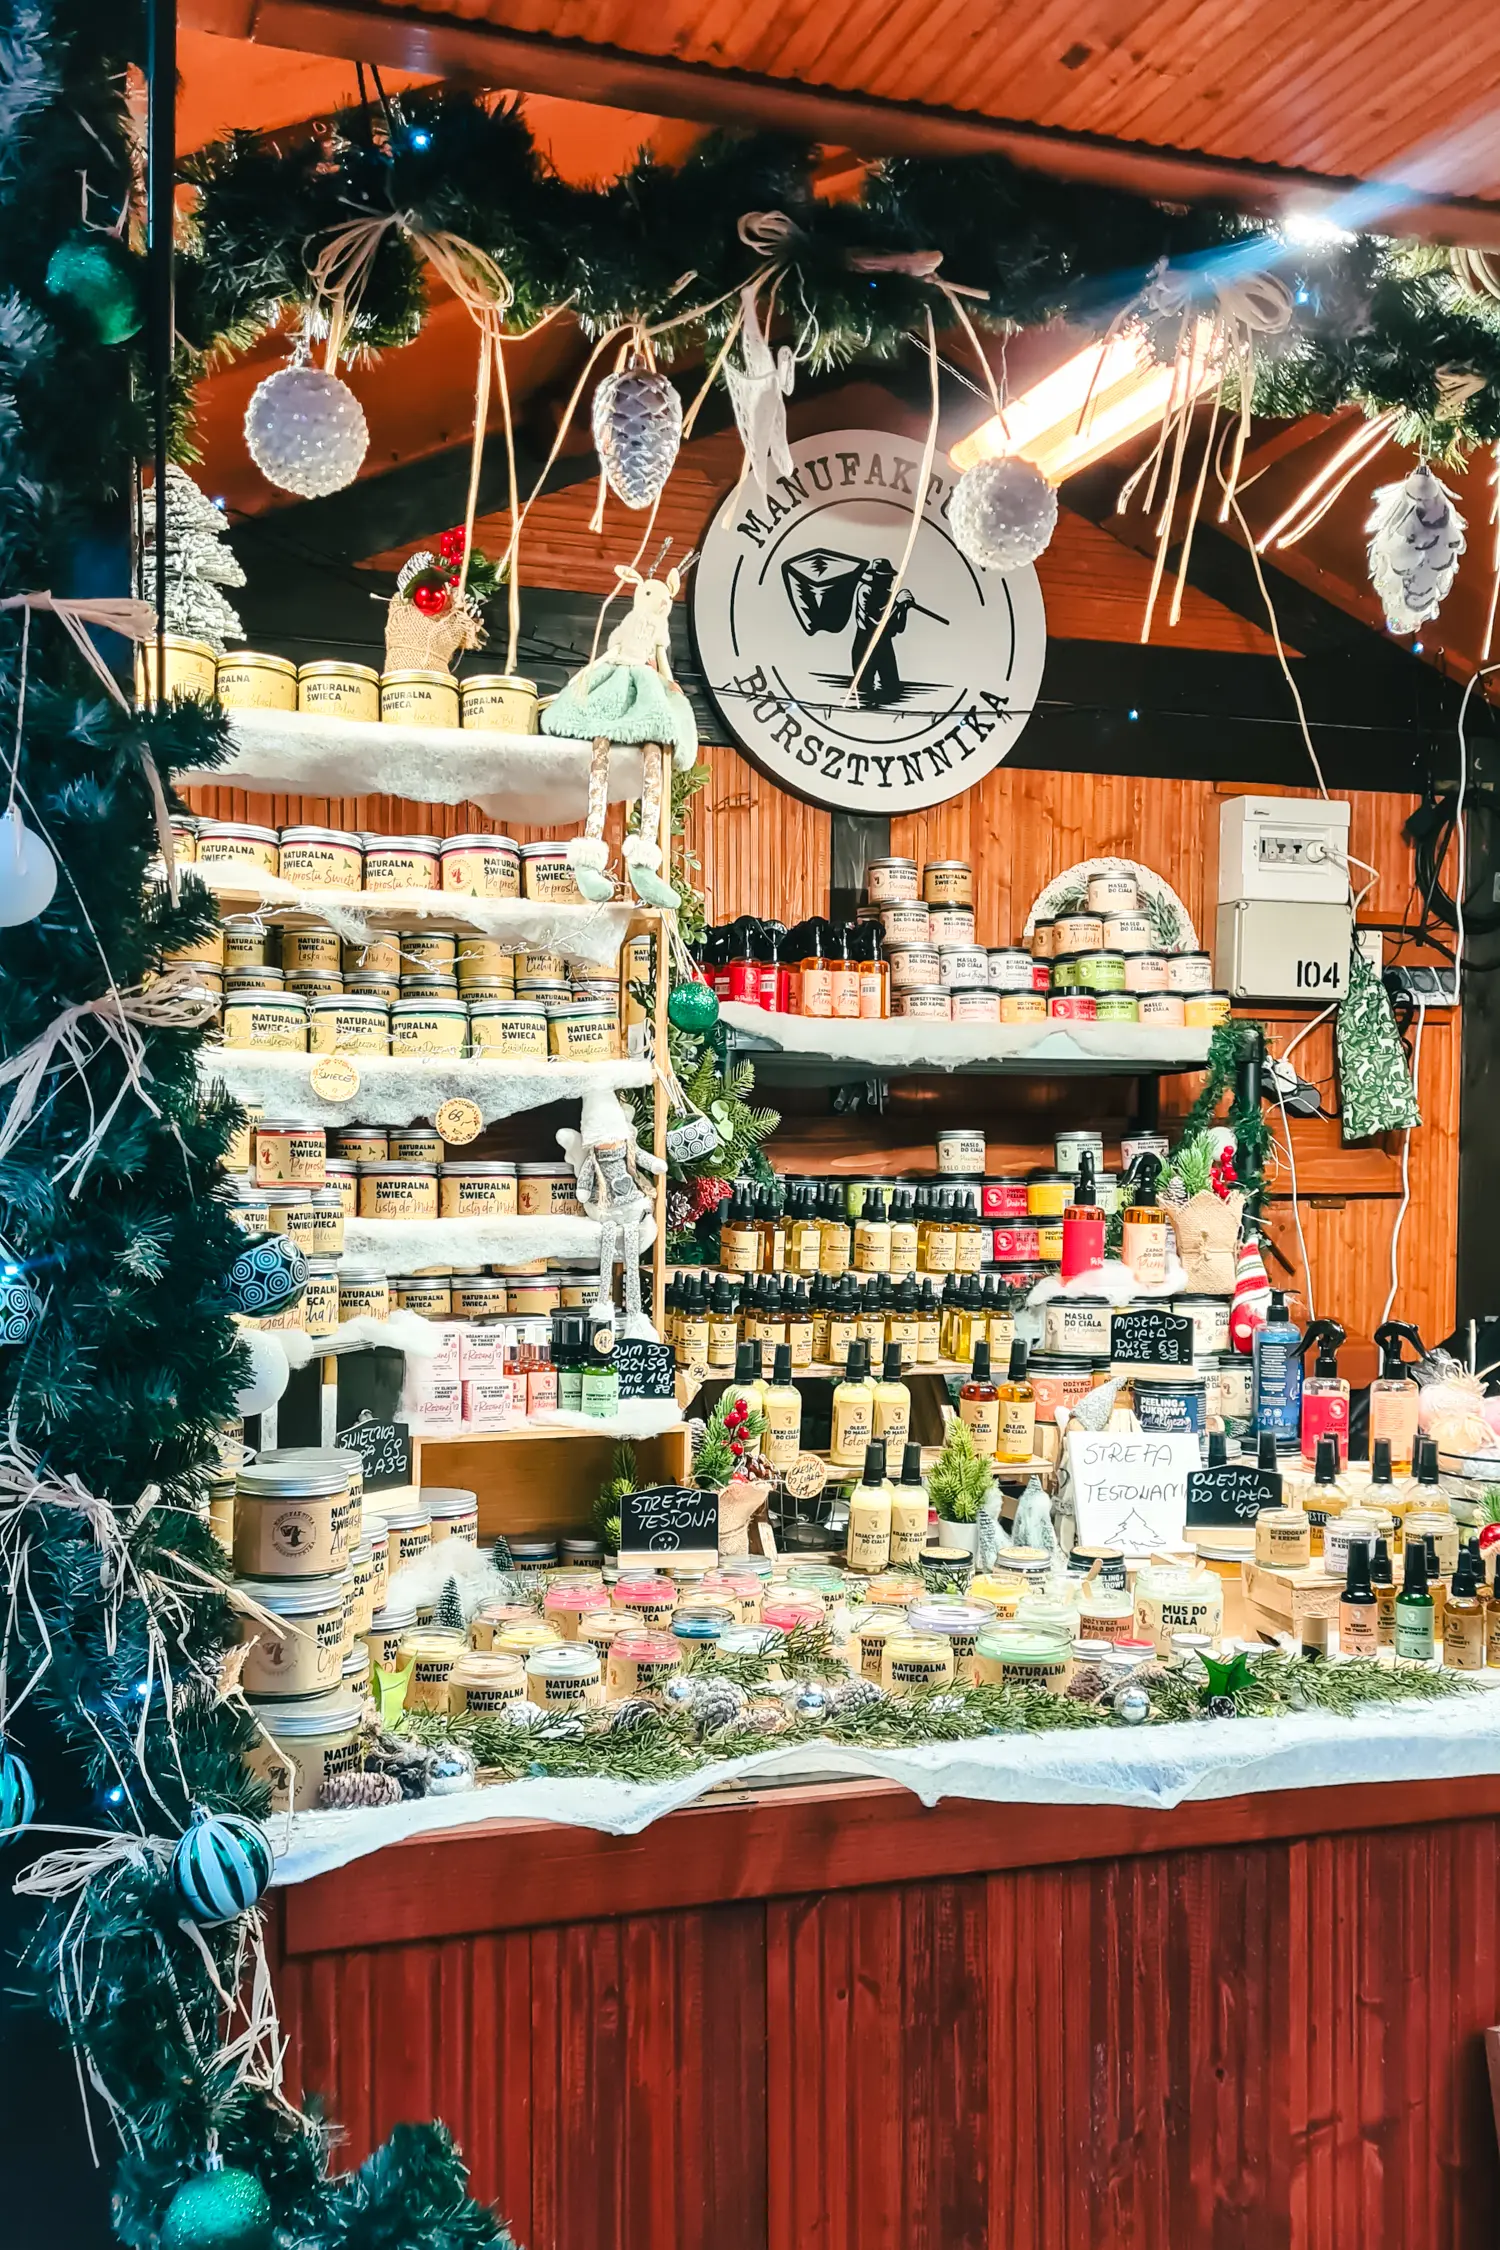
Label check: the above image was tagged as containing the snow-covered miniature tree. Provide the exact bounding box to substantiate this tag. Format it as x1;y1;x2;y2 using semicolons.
140;463;246;652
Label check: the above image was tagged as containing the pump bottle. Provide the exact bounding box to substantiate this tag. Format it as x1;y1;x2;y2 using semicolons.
845;1441;893;1573
872;1341;912;1455
1394;1537;1435;1666
1251;1291;1303;1448
1120;1154;1169;1286
830;1340;876;1467
996;1340;1037;1465
760;1343;803;1472
958;1340;1000;1458
890;1442;929;1568
1339;1542;1379;1658
1061;1151;1107;1281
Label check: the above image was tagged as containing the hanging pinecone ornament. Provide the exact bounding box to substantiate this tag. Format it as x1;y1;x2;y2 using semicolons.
592;360;683;509
1367;460;1466;632
950;457;1058;572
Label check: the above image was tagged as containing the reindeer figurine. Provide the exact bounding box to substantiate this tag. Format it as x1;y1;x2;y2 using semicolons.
541;558;699;908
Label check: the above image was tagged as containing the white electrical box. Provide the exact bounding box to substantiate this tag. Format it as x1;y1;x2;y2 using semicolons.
1215;898;1354;1002
1218;795;1352;905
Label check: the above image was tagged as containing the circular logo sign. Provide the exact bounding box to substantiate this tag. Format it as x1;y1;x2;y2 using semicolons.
435;1096;484;1145
308;1052;360;1102
691;428;1047;812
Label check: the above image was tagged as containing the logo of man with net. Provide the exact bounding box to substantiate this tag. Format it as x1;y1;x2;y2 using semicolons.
781;548;948;710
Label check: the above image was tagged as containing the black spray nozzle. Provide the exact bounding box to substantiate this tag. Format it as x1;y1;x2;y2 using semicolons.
1374;1320;1425;1378
1299;1319;1346;1376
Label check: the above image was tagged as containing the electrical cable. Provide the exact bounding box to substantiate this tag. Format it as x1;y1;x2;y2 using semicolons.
1380;994;1427;1326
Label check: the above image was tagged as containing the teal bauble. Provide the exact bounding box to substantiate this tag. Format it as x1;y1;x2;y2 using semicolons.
44;236;141;344
171;1807;274;1925
160;2165;272;2250
667;978;718;1033
0;1745;35;1840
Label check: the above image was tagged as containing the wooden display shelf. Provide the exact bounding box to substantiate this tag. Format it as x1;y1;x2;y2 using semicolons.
718;1000;1214;1082
413;1423;692;1543
201;874;661;948
207;1048;654;1128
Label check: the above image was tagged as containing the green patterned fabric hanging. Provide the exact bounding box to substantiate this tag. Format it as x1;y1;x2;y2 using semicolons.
1338;949;1421;1139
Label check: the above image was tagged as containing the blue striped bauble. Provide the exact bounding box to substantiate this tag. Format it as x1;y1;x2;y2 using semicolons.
170;1807;274;1924
0;1746;34;1840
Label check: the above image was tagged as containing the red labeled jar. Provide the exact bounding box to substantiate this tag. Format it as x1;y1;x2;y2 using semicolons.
982;1177;1030;1219
1048;994;1097;1021
990;1221;1041;1261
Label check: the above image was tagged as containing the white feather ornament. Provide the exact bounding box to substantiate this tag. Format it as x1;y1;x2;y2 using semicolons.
1366;460;1465;632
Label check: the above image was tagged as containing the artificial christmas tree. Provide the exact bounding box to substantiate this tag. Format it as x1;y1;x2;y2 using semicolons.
139;464;245;653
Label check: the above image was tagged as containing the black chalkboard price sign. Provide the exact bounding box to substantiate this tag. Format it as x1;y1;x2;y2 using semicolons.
618;1481;720;1566
615;1339;677;1401
1111;1308;1195;1367
336;1416;413;1492
1185;1462;1282;1530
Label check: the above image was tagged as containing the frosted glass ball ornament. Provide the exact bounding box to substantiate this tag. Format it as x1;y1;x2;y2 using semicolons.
234;1327;290;1417
0;810;58;925
950;457;1058;573
244;365;369;498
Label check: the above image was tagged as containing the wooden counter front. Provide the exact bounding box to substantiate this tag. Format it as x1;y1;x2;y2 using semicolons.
271;1775;1500;2249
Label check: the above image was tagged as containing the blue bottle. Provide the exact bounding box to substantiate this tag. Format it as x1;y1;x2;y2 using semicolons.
1252;1290;1303;1448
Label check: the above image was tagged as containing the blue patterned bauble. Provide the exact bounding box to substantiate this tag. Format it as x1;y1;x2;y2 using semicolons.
0;1262;40;1344
0;1746;35;1840
160;2162;273;2250
171;1807;274;1924
225;1232;307;1317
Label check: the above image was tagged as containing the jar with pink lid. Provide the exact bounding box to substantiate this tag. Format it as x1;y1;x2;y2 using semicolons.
542;1582;611;1640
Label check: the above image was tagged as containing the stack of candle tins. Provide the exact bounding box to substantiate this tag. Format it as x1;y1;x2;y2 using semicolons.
142;635;542;733
699;859;1229;1026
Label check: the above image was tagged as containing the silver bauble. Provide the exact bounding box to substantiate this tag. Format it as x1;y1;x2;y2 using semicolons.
791;1683;830;1722
1113;1683;1151;1726
592;367;682;509
0;811;57;926
496;1699;547;1729
245;364;369;498
427;1746;476;1796
950;457;1058;573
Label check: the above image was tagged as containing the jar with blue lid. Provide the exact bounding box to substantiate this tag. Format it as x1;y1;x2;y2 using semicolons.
1132;1372;1208;1454
670;1603;736;1644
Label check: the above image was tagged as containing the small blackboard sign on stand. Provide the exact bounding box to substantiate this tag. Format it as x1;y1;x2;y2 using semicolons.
616;1339;677;1401
1110;1308;1195;1367
1185;1462;1282;1530
618;1481;719;1567
336;1414;413;1492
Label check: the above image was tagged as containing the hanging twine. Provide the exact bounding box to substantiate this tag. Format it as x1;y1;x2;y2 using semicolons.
0;592;177;898
0;964;218;1189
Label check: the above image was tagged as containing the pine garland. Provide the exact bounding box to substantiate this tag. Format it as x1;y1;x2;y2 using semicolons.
179;91;1500;454
0;7;512;2245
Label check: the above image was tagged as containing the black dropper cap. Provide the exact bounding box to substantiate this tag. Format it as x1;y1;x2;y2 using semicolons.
1452;1545;1478;1598
1257;1431;1280;1472
1314;1434;1340;1485
844;1339;868;1381
861;1439;887;1485
1007;1339;1030;1382
1414;1434;1440;1486
899;1441;924;1486
734;1340;759;1382
970;1339;992;1384
1371;1437;1394;1485
1206;1431;1228;1467
1401;1539;1430;1597
881;1340;903;1382
1424;1533;1443;1582
772;1343;792;1385
1370;1535;1394;1588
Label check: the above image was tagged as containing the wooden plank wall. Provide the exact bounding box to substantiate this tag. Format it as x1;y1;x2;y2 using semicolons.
271;1784;1500;2250
189;453;1459;1377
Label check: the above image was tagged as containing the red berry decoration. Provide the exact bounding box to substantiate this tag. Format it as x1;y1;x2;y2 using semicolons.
438;526;467;561
411;581;450;617
729;1440;744;1456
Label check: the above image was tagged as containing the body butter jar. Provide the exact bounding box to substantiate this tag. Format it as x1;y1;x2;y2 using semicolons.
1254;1505;1313;1569
1132;1562;1223;1654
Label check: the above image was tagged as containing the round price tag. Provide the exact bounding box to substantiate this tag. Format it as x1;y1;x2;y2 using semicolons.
783;1452;828;1500
435;1096;484;1145
308;1053;360;1102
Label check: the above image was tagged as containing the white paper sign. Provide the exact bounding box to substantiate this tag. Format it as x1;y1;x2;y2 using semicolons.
1068;1431;1199;1556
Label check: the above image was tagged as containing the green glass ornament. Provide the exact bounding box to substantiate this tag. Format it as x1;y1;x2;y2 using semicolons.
160;2164;272;2250
44;236;141;344
667;978;719;1033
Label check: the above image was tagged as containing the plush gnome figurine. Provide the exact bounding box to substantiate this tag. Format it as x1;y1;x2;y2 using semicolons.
557;1084;665;1340
541;562;698;907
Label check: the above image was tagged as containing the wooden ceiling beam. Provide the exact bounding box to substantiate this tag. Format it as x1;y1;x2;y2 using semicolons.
187;0;1500;249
